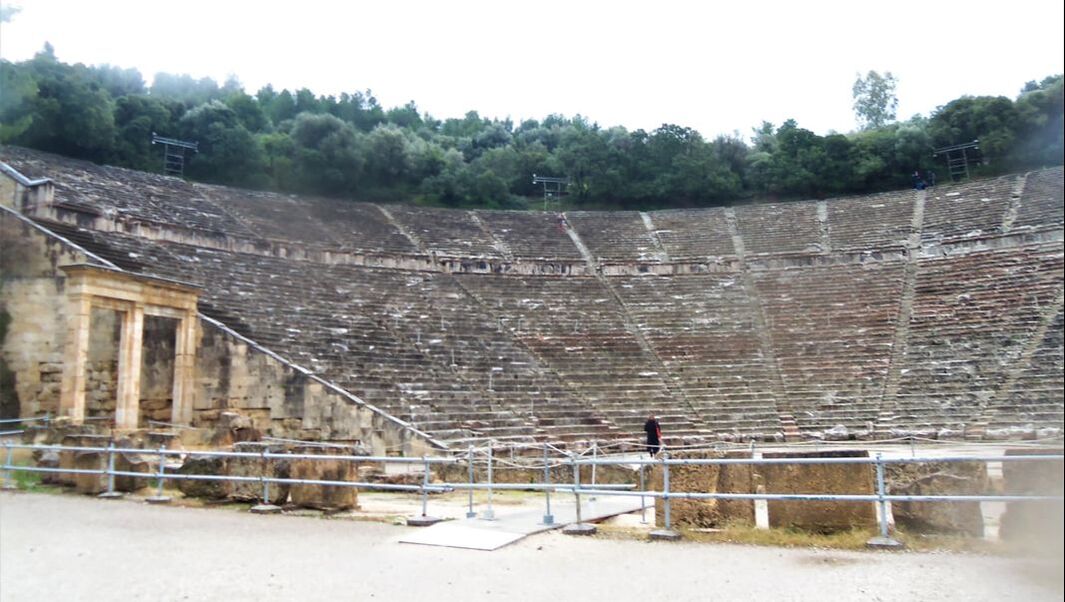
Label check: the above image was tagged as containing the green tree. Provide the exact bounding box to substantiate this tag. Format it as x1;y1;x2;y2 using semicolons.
853;70;898;130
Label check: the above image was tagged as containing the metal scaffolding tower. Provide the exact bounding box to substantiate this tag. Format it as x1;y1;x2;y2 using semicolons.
151;133;199;177
532;174;569;211
933;140;980;182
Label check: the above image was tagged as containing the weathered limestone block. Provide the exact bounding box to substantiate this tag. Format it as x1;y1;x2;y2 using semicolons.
761;450;876;533
58;434;110;486
887;462;987;536
288;445;364;510
32;448;60;484
226;442;289;505
999;448;1063;553
73;449;107;495
113;448;153;492
176;455;228;499
652;451;756;528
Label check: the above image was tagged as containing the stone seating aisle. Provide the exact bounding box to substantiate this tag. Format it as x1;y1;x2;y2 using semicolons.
387;206;502;258
475;211;583;259
646;207;735;259
751;262;905;437
827;190;915;251
565;211;661;261
455;274;708;442
614;273;782;440
401;274;619;446
891;245;1064;434
1013;167;1064;231
987;310;1064;435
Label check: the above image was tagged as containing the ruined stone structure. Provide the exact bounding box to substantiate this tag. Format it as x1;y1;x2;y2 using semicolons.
1;146;1062;452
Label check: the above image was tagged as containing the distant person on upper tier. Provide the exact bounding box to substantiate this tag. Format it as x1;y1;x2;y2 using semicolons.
644;413;662;457
912;171;927;190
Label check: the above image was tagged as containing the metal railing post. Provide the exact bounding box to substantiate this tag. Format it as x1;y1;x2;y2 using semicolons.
562;452;595;535
542;442;554;525
482;446;496;520
466;445;476;518
591;443;597;487
420;455;430;517
146;444;171;504
663;449;672;529
639;463;647;524
250;446;281;514
866;452;903;549
649;447;680;540
2;441;15;490
98;441;122;499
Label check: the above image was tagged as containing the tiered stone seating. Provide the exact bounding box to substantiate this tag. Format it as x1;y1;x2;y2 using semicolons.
455;274;707;442
646;208;735;258
614;273;781;439
2;147;256;237
986;311;1064;435
733;201;822;255
195;185;346;248
752;263;905;436
892;246;1064;434
827;190;915;251
921;175;1016;242
1014;167;1064;231
387;206;501;257
565;211;660;261
475;211;582;259
406;274;617;445
4;146;1062;445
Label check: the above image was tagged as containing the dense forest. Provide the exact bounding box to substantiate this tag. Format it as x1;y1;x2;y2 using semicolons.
1;44;1062;210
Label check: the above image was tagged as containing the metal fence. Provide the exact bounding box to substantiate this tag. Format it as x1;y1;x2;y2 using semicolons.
1;438;1061;547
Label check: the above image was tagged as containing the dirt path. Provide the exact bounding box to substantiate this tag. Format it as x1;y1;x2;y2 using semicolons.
1;492;1061;602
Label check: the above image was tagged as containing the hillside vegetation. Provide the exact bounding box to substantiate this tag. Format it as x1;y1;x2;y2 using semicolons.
1;45;1061;209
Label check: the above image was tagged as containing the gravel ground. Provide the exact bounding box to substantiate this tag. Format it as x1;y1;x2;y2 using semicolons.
1;492;1061;602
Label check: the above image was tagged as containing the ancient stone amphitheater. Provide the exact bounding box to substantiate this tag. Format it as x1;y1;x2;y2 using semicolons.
1;146;1062;454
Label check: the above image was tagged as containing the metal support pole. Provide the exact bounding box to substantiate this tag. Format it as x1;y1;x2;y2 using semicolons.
250;446;281;514
542;443;554;525
591;443;597;486
1;441;15;490
866;452;904;549
406;455;442;526
421;456;430;517
639;463;647;524
650;447;680;540
663;450;672;528
562;452;595;535
482;447;496;520
98;441;122;499
146;444;171;504
262;449;271;504
466;445;476;518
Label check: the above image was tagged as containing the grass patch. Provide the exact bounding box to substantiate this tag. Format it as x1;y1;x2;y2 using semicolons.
594;521;1002;553
7;463;64;493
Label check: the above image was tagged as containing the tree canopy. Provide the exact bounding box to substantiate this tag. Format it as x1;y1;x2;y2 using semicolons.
1;47;1061;210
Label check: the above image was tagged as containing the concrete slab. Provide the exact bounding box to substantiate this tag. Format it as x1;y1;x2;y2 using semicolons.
398;495;643;551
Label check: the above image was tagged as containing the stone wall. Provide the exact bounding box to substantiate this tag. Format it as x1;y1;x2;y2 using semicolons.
650;451;756;528
760;451;876;532
84;307;120;420
886;461;988;536
0;207;438;456
0;209;87;418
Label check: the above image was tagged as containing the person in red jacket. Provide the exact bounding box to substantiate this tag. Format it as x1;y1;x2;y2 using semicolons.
643;414;662;457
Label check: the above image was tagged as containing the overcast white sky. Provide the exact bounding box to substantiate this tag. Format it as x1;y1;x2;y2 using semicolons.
2;0;1063;138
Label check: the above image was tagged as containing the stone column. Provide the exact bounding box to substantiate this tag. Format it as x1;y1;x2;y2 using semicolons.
170;311;197;425
59;292;92;423
114;303;145;430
